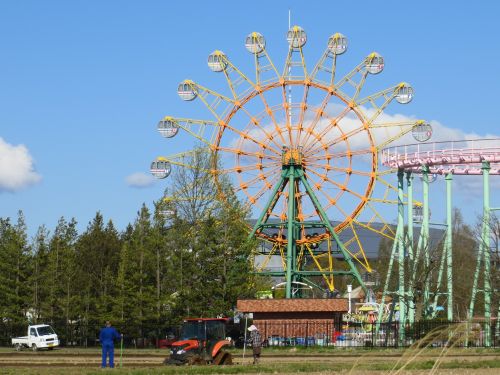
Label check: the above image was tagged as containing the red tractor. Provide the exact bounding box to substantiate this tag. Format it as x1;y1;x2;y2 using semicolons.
165;318;233;365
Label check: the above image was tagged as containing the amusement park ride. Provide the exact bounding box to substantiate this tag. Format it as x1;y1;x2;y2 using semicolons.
151;26;428;296
150;26;500;344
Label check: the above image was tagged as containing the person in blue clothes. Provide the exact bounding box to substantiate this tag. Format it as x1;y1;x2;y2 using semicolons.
99;321;122;368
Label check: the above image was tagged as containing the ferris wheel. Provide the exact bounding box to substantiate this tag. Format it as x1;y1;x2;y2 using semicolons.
151;27;430;296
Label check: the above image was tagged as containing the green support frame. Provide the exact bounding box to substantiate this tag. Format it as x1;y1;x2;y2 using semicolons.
249;148;366;298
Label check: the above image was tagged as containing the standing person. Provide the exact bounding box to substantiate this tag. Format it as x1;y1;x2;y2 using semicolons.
99;321;122;368
247;325;262;365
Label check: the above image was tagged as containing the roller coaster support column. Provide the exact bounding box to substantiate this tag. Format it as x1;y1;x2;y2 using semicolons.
468;161;491;346
406;172;415;326
445;173;453;321
397;170;406;344
431;174;453;319
420;166;431;318
482;161;491;347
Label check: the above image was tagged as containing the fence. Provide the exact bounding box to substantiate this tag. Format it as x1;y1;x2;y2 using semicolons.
0;320;179;348
258;320;500;348
1;320;498;348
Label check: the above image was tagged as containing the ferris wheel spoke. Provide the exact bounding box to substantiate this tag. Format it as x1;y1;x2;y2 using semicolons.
335;52;385;103
302;171;348;219
255;242;281;272
158;117;219;145
310;38;341;86
179;80;236;121
155;149;212;172
333;60;368;102
236;106;285;152
356;202;396;239
214;53;257;101
304;245;335;291
372;120;426;150
298;91;334;150
217;162;280;175
234;166;281;194
244;32;281;85
356;87;401;125
307;168;365;202
215;146;281;162
246;173;283;206
281;85;294;146
283;26;308;79
301;105;353;153
305;162;372;177
294;84;311;146
340;220;372;270
304;122;368;157
305;147;371;161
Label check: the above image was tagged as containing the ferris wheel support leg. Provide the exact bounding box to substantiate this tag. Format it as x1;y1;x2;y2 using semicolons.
286;167;297;299
298;173;366;291
248;175;287;240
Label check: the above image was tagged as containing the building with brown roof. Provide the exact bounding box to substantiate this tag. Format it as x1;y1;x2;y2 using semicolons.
237;298;348;345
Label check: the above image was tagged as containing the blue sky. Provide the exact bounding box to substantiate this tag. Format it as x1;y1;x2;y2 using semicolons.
1;0;499;236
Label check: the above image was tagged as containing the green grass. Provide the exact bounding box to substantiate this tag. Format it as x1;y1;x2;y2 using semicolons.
2;359;500;375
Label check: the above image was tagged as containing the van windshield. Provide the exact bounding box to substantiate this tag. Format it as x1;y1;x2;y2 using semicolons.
37;326;55;336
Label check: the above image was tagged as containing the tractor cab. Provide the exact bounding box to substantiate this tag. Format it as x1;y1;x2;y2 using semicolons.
165;318;232;366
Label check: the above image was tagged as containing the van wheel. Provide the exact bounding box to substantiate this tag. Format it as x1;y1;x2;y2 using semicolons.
14;344;22;351
31;344;38;352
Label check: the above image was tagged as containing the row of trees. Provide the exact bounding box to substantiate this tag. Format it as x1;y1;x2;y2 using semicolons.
0;153;261;341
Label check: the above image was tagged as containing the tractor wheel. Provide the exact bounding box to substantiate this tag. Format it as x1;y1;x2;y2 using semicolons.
186;353;206;366
213;351;232;365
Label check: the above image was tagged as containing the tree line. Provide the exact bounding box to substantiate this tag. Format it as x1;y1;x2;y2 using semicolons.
0;202;258;342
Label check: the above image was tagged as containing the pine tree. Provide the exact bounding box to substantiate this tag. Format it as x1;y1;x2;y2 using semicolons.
0;212;32;327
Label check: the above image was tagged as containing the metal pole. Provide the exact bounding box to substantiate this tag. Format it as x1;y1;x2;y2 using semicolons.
347;285;352;314
468;161;491;346
406;172;415;325
243;315;248;359
421;166;430;319
286;165;296;299
445;173;453;321
482;162;491;347
397;170;406;344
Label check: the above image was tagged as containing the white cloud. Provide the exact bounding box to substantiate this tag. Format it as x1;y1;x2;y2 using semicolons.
126;172;156;188
0;137;42;192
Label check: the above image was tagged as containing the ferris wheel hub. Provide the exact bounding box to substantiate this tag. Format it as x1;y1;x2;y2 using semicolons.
282;146;304;166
